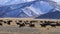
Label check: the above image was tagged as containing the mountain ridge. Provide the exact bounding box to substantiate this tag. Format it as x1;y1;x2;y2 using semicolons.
36;10;60;19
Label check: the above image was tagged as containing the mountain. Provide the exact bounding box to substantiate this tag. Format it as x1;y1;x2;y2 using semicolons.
0;0;55;18
2;9;29;18
0;0;35;6
0;1;37;18
36;10;60;19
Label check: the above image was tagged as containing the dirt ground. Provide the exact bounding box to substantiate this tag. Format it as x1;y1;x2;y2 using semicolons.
0;26;60;34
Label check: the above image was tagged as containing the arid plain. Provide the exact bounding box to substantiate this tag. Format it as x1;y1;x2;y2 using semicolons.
0;18;60;34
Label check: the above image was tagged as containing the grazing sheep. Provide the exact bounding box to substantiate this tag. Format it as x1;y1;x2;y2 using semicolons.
29;22;35;27
0;23;2;26
7;20;12;25
16;22;25;27
40;24;46;27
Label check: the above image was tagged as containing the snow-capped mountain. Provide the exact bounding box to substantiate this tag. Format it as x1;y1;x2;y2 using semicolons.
0;0;55;18
0;0;35;6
